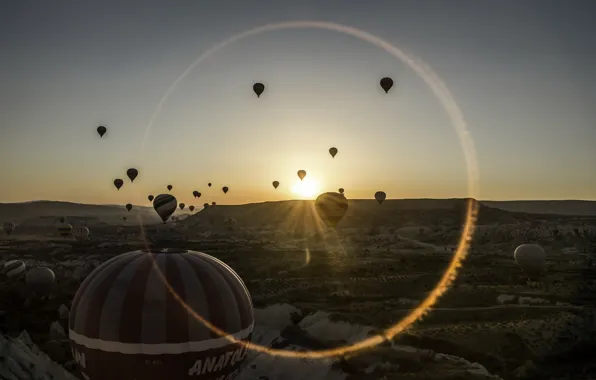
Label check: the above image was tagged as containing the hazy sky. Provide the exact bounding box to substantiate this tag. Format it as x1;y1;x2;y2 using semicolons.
1;0;595;206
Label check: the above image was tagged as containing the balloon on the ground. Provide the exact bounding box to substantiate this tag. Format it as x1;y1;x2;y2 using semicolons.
2;260;26;278
272;181;279;189
125;204;132;212
374;191;386;204
113;179;124;191
69;249;254;380
96;126;106;138
148;195;154;202
222;186;229;194
73;226;90;241
315;192;349;228
253;82;265;97
179;203;185;211
297;170;306;181
153;194;177;223
2;222;15;235
167;185;173;191
380;77;394;93
57;223;73;237
126;168;138;182
26;267;55;294
514;244;546;280
329;147;338;158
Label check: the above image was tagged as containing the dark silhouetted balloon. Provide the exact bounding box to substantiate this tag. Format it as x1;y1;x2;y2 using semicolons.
96;126;107;138
329;147;338;158
193;191;199;198
297;170;306;181
57;223;73;237
203;203;209;209
59;217;65;223
167;185;173;192
272;181;279;189
253;82;265;97
123;216;127;222
514;244;546;281
375;191;386;204
338;188;344;195
196;192;202;198
189;206;195;212
212;201;216;206
222;186;229;194
2;222;15;236
113;179;124;191
126;168;139;183
380;77;394;93
148;195;154;202
26;267;55;294
179;203;185;211
153;194;177;223
315;192;348;228
208;183;212;187
69;249;254;380
125;203;132;212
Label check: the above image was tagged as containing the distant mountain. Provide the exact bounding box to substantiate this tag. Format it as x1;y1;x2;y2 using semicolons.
482;200;596;216
0;201;163;225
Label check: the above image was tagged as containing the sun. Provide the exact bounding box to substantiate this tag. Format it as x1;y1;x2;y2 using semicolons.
291;178;321;199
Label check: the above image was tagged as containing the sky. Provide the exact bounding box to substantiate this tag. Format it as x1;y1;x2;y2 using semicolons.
1;0;595;206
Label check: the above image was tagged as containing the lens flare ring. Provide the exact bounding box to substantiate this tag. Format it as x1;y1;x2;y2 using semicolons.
140;20;480;360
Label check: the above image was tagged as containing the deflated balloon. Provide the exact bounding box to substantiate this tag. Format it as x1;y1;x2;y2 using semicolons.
222;186;229;194
125;204;132;212
338;188;344;194
114;179;124;191
514;244;546;280
329;147;338;158
297;170;306;181
179;203;185;211
272;181;279;189
253;82;265;97
148;195;154;202
153;194;177;223
126;168;139;183
167;185;173;191
3;222;15;235
315;192;348;228
97;126;107;138
57;223;73;238
69;249;254;380
374;191;386;204
189;206;195;212
380;77;394;93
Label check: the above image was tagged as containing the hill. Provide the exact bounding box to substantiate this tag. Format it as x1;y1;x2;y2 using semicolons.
0;201;163;225
482;200;596;216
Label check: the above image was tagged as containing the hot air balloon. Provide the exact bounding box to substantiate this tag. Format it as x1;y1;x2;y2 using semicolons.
196;192;202;198
208;183;212;188
69;249;254;380
126;168;139;183
189;205;195;212
2;222;15;236
72;226;90;241
1;260;26;278
203;203;209;209
122;216;127;222
222;186;229;194
380;77;394;93
179;203;185;211
211;202;216;206
374;191;386;204
253;82;265;97
148;195;154;202
26;267;55;294
297;170;306;181
315;192;349;228
272;181;279;189
97;126;107;138
153;194;177;223
193;191;199;198
167;185;173;192
114;179;124;191
57;223;73;238
125;204;132;212
329;147;338;158
514;244;546;281
338;188;344;195
59;217;65;223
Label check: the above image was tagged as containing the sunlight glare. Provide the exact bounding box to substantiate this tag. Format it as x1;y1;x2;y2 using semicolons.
292;178;321;199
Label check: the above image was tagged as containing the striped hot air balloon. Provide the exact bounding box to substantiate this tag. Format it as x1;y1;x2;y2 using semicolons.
57;223;73;238
73;226;90;241
1;260;26;278
69;249;254;380
153;194;177;223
